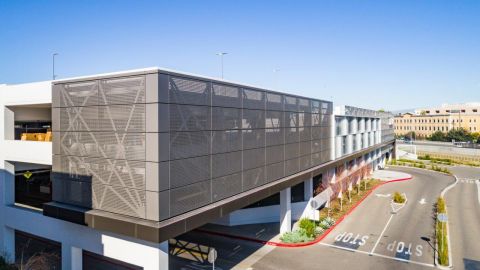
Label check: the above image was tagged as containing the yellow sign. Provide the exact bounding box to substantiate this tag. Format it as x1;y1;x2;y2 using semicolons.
23;171;33;180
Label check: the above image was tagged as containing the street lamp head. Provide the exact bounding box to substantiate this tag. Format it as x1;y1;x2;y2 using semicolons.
216;52;228;56
421;236;431;242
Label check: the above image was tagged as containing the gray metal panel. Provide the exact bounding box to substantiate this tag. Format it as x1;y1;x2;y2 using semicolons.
145;73;159;103
265;110;284;128
285;157;300;174
242;129;265;150
52;108;60;131
242;166;265;191
266;144;284;165
212;129;242;154
265;128;284;146
169;76;210;106
99;76;145;105
212;173;242;202
212;84;241;108
169;104;210;131
52;84;62;108
243;148;265;170
170;180;211;216
266;162;284;182
170;131;210;159
146;162;170;192
285;143;300;159
242;88;265;110
146;103;159;133
212;151;242;178
92;183;146;218
212;107;241;130
58;80;99;107
285;127;299;144
169;155;210;188
284;95;298;112
242;109;265;129
266;93;283;111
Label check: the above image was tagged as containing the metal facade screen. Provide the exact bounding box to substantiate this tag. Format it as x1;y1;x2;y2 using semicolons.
52;70;333;222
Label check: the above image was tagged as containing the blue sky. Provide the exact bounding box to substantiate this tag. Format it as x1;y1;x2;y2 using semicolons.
1;0;479;111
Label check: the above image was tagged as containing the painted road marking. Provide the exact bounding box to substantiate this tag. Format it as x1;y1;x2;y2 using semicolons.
459;178;479;184
370;214;395;255
419;198;426;205
386;241;424;260
333;232;369;249
318;242;435;268
375;193;391;197
477;180;480;206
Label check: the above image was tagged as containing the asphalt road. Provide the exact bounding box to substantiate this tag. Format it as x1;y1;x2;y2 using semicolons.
445;166;480;270
170;167;457;270
253;167;453;270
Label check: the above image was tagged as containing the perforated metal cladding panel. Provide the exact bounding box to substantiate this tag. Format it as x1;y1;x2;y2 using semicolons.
212;173;242;202
266;93;283;111
99;76;145;105
298;98;311;113
212;84;241;108
265;111;284;128
212;130;242;154
266;162;284;182
92;183;146;218
299;113;312;127
58;81;99;107
284;96;298;112
285;143;300;159
285;158;300;174
242;167;265;190
170;156;210;188
170;77;210;106
59;104;145;132
285;112;299;128
242;129;265;149
60;132;145;161
242;89;265;110
243;148;265;170
265;128;284;146
299;127;311;142
285;127;299;144
170;131;210;159
299;141;311;156
242;109;265;129
59;106;98;132
299;154;311;170
169;104;210;131
212;107;241;130
170;180;211;216
212;151;242;178
266;145;284;165
57;156;145;189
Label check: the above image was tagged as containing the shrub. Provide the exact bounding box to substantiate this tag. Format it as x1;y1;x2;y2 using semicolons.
393;192;405;203
280;228;314;243
298;218;316;238
315;226;325;235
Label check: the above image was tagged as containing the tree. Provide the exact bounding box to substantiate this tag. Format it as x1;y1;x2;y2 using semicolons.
378;109;385;112
446;128;473;142
471;132;480;143
428;131;447;142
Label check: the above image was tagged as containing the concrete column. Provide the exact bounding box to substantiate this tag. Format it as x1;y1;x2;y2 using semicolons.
62;245;83;270
304;178;313;201
3;161;15;205
2;226;15;263
280;187;291;233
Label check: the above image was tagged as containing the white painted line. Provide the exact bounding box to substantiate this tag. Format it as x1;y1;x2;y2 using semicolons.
318;243;435;268
370;214;395;255
319;242;371;255
477;180;480;206
375;193;391;197
371;252;436;268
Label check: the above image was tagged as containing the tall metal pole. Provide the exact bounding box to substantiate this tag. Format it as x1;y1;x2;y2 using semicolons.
216;52;227;79
52;53;59;80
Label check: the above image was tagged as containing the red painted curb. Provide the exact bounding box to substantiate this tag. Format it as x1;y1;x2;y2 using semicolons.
195;176;413;248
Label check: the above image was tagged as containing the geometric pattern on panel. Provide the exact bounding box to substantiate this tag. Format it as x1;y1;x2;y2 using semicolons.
57;76;146;218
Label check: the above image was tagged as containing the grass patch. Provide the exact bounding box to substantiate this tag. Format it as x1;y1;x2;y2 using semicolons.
388;159;451;174
436;197;449;266
419;155;480;167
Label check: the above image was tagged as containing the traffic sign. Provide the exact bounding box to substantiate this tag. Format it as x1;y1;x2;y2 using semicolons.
208;248;217;264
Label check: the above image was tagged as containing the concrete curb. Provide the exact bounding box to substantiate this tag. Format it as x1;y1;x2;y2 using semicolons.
196;176;413;248
436;175;457;269
389;164;452;176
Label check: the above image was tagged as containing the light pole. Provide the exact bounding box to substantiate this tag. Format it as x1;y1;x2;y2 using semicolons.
52;53;59;80
216;52;227;79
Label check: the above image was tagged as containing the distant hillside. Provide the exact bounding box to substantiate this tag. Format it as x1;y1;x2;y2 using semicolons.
391;108;416;115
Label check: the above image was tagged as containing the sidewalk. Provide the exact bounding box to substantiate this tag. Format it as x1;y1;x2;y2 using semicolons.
372;169;411;181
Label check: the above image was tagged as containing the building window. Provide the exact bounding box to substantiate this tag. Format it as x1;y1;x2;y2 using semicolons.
83;250;143;270
15;230;61;269
15;168;52;209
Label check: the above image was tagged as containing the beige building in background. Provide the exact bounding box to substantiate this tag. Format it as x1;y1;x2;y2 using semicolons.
394;103;480;138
